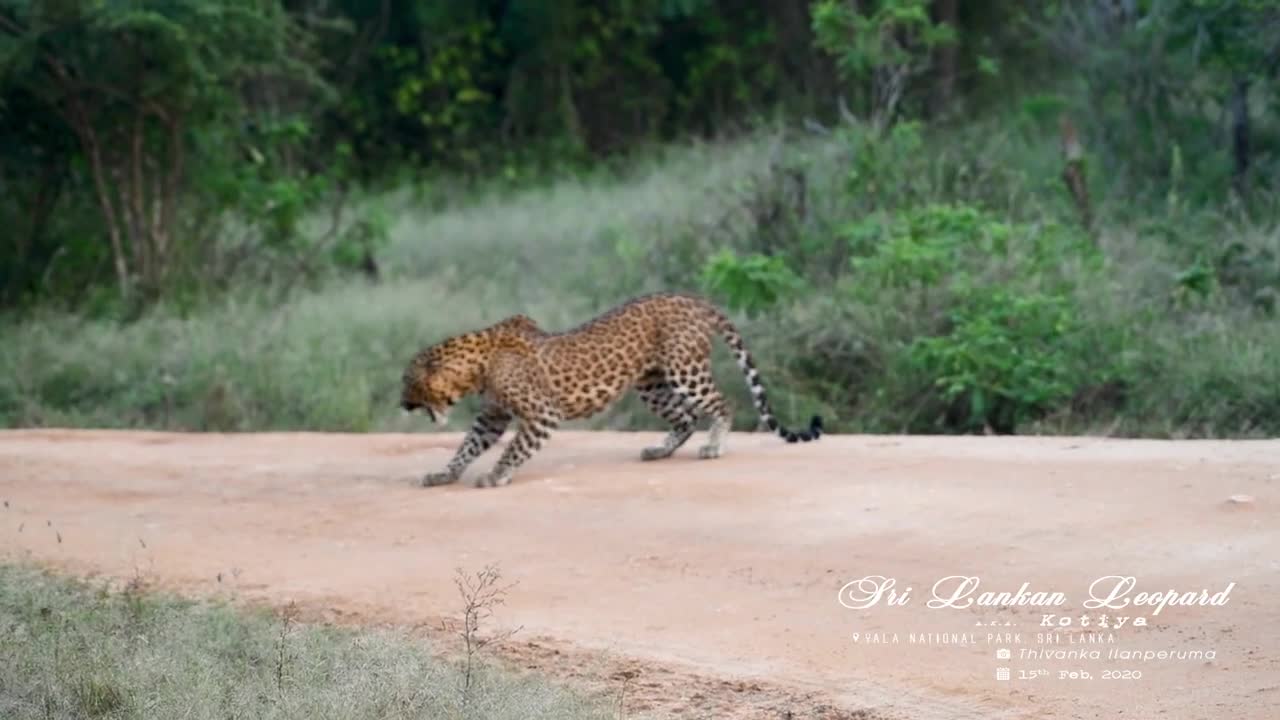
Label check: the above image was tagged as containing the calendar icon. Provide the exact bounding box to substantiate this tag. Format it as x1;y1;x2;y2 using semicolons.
996;667;1010;681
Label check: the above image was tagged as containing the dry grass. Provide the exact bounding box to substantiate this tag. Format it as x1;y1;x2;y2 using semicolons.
0;564;613;720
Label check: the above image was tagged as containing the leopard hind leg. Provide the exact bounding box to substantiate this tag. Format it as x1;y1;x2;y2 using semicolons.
636;374;697;461
681;368;732;460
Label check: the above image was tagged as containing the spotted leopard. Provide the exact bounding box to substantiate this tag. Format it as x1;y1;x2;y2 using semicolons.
400;292;822;487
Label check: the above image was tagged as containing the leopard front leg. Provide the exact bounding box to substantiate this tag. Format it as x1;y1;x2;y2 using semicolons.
421;405;512;486
472;415;559;488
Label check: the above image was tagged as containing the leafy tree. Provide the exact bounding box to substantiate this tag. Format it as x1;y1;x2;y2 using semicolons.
811;0;955;126
0;0;329;301
1038;0;1280;198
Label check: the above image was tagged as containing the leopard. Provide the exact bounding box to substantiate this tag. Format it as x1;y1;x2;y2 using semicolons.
399;292;822;488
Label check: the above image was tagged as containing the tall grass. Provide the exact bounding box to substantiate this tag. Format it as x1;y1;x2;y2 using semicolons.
2;123;1277;437
0;133;823;433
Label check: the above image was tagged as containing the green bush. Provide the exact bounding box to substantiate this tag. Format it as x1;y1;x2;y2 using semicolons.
700;249;805;315
829;201;1099;432
910;289;1078;432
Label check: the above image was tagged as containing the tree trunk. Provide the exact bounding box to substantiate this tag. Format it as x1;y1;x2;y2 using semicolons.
17;163;61;267
558;63;584;152
929;0;959;118
156;115;184;284
80;114;132;298
128;109;151;289
46;57;131;297
1231;77;1250;192
1059;114;1094;236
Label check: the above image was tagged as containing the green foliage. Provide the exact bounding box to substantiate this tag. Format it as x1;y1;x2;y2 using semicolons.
843;121;928;204
849;204;1008;290
820;119;1052;229
3;128;1280;438
700;249;804;314
661;2;783;131
3;0;1280;441
332;204;390;274
1037;0;1280;201
1172;259;1218;308
910;290;1077;432
325;0;826;175
0;0;347;306
1171;0;1280;78
1217;231;1280;313
811;0;955;122
812;0;954;75
381;19;504;168
839;200;1094;432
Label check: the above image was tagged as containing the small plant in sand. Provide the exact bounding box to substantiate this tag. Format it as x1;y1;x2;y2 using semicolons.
454;563;522;700
275;600;300;694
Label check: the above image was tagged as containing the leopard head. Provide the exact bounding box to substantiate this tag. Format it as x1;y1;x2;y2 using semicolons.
400;336;486;425
400;315;543;424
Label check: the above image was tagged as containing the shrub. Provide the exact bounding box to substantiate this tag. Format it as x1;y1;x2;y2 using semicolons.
910;289;1078;432
700;250;805;315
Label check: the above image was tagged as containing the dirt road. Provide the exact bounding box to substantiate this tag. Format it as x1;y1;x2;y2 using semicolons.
1;430;1276;718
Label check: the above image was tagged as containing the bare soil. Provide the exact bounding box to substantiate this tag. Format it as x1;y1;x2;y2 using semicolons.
1;430;1277;719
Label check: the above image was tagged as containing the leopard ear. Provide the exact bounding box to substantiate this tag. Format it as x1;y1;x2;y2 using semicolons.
490;314;541;334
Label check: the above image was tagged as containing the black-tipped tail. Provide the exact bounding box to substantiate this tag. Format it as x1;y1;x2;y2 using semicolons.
712;306;823;446
779;414;823;443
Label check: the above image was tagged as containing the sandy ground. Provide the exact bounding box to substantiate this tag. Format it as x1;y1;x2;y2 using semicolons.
0;429;1277;719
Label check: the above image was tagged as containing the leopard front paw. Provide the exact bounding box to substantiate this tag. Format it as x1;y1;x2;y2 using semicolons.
470;471;514;488
421;471;459;487
641;445;674;461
